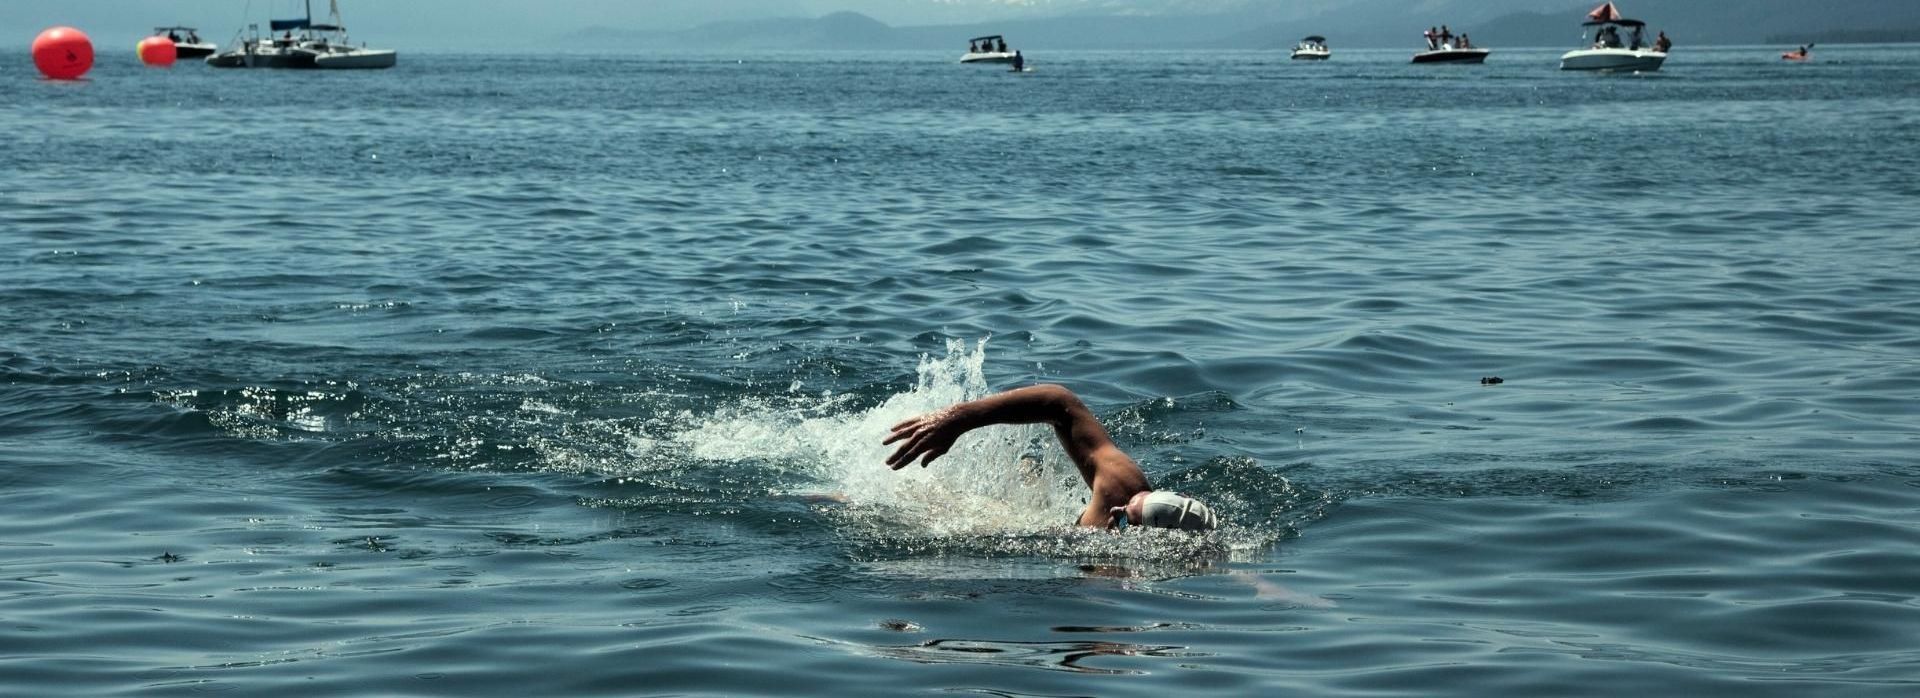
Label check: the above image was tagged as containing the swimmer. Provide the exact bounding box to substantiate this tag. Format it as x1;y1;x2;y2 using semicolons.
884;384;1218;531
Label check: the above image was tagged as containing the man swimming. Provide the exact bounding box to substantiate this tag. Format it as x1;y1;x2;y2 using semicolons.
884;384;1218;531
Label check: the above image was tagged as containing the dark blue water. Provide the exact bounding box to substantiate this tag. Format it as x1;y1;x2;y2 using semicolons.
3;44;1919;695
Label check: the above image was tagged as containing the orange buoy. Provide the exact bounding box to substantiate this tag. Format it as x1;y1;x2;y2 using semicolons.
31;26;94;80
137;35;178;67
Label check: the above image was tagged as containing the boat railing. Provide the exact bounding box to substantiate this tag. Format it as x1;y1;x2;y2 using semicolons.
223;23;257;52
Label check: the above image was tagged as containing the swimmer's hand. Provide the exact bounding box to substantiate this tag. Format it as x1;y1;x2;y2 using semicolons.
883;407;971;469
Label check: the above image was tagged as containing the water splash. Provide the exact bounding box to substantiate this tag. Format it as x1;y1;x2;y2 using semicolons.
644;339;1282;563
658;338;1089;536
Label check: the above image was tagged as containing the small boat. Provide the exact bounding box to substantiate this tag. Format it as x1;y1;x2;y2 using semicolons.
1560;3;1666;72
153;26;218;58
960;35;1015;64
1412;46;1489;64
1291;35;1330;61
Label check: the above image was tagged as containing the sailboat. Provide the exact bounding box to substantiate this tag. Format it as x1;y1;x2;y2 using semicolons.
299;0;397;69
207;0;395;69
205;19;305;68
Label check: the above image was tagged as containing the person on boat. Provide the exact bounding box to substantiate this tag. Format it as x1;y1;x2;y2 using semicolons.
883;384;1220;532
167;30;180;42
1655;31;1672;53
1011;51;1025;72
996;38;1008;53
1439;25;1453;49
1424;27;1438;50
1457;34;1471;49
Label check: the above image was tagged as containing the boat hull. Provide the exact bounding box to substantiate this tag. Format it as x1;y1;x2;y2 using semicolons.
173;42;218;58
1412;48;1489;64
1291;50;1330;60
207;42;394;69
314;49;396;69
205;47;313;69
960;51;1015;64
1559;48;1666;72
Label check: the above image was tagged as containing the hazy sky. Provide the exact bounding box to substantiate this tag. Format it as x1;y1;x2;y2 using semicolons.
2;1;1244;47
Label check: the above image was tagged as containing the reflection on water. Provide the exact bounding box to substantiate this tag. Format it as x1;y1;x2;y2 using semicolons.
875;638;1205;676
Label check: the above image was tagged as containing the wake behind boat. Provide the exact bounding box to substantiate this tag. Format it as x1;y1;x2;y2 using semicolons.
1560;2;1667;72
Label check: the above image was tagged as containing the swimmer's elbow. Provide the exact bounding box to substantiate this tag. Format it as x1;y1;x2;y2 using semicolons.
1029;384;1088;420
1029;383;1078;402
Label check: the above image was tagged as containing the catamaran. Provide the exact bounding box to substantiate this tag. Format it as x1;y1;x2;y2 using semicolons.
205;24;305;69
207;0;395;70
1560;2;1665;72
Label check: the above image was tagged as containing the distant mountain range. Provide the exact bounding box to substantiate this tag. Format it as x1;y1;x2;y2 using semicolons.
562;0;1920;51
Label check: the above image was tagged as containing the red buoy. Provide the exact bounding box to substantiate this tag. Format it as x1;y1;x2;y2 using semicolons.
32;26;95;80
137;35;178;67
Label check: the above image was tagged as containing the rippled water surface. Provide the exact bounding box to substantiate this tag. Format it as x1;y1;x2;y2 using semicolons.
3;45;1919;696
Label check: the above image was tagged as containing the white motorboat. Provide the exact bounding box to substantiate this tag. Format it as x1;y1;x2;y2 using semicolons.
960;34;1015;64
1291;36;1330;61
1412;46;1490;64
1560;44;1664;72
1560;3;1666;72
154;26;218;58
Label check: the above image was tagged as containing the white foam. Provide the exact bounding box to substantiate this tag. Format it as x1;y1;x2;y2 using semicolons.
663;338;1089;535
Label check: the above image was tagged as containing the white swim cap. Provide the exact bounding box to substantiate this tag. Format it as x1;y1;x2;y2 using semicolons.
1138;491;1218;531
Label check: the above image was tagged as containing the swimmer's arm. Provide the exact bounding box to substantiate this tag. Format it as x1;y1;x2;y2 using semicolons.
884;385;1132;485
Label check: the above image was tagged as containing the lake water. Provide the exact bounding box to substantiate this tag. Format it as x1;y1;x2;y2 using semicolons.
2;44;1918;696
